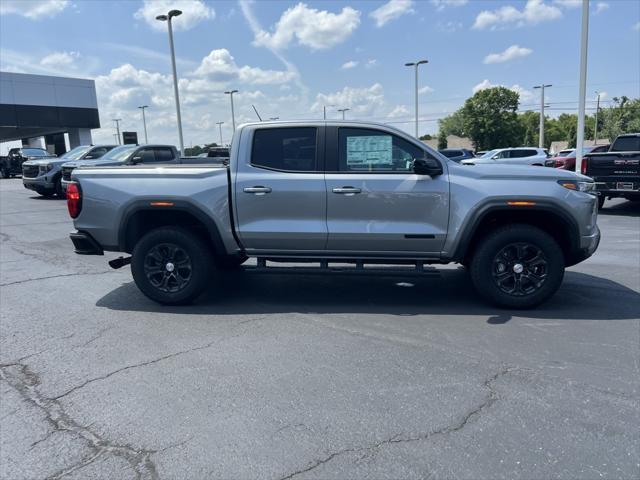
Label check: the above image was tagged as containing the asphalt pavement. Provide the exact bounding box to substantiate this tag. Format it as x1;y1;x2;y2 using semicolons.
1;177;639;480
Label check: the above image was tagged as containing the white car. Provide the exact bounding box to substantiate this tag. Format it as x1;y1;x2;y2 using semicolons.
462;147;550;166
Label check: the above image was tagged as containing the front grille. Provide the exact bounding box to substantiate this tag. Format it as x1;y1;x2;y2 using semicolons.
62;166;75;181
22;165;40;178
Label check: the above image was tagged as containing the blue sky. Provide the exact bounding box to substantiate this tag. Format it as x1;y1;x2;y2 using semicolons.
1;0;639;149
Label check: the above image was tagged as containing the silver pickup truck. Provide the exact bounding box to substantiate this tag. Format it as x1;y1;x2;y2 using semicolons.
67;121;600;308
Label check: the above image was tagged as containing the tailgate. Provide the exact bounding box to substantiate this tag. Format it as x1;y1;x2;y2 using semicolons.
585;152;640;179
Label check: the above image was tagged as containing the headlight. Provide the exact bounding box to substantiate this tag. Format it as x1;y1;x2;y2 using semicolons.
558;180;595;193
39;164;53;173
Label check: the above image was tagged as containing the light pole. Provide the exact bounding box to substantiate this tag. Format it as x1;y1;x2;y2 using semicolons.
405;59;428;138
216;121;224;145
138;105;148;144
593;91;601;144
338;108;350;120
156;9;185;155
575;0;589;173
112;118;122;145
533;84;552;148
323;105;336;120
225;90;238;132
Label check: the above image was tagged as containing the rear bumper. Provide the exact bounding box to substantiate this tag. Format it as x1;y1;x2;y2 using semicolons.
594;180;640;197
70;231;104;255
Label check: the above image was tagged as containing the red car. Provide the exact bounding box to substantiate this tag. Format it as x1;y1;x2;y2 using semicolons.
554;144;610;170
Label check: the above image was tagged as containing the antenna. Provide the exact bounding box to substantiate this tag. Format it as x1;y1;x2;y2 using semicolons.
252;104;263;121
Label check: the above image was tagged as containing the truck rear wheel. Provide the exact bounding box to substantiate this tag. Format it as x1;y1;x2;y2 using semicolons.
469;224;564;309
131;227;214;305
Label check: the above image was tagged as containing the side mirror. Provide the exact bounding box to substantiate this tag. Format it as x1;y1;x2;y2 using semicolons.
413;157;443;176
130;155;142;164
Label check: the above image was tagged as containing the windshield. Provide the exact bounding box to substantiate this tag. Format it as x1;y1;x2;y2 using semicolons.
22;148;49;156
99;145;137;161
478;149;499;159
60;146;92;160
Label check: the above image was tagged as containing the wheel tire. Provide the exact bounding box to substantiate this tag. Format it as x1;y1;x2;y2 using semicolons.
55;177;65;198
469;224;565;309
131;227;214;305
216;254;248;270
597;196;606;210
0;167;9;179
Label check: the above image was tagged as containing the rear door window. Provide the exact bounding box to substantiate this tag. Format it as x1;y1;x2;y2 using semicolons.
611;136;640;152
153;147;175;162
251;127;317;172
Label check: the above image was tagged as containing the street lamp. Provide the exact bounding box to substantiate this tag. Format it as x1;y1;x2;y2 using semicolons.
575;0;589;173
225;89;238;132
405;59;428;138
533;84;552;148
323;104;335;120
593;91;601;144
156;9;185;155
216;121;224;145
112;118;122;145
138;105;148;144
337;108;350;120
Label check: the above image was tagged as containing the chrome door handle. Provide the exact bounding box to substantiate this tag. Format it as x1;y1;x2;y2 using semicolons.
243;186;272;195
332;187;361;195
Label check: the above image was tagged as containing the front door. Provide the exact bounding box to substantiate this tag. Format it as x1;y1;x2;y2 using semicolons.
324;127;449;255
234;125;327;252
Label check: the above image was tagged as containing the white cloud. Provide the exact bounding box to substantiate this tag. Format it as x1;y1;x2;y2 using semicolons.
472;79;534;103
430;0;468;11
388;105;410;118
134;0;215;32
473;0;562;30
253;3;361;50
370;0;414;27
193;49;296;85
0;0;68;19
312;83;385;117
634;21;640;31
341;60;359;69
365;59;378;68
418;85;434;94
552;0;581;7
483;45;532;64
594;2;609;14
40;51;80;67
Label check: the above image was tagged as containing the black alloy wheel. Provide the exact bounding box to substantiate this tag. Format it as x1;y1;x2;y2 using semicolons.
492;243;548;296
143;243;193;294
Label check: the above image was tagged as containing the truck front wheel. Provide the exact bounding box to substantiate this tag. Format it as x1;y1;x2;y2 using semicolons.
469;224;565;309
131;227;214;305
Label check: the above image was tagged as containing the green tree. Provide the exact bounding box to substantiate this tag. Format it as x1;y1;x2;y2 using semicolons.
461;87;521;150
519;111;539;146
437;130;448;149
438;109;465;137
599;96;640;142
419;134;433;141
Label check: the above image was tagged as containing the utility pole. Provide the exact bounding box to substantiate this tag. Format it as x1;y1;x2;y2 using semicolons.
216;121;224;145
338;108;350;120
323;105;335;120
533;84;552;148
405;59;428;138
138;105;148;144
575;0;590;173
225;90;238;132
112;118;122;145
156;9;185;155
593;91;600;144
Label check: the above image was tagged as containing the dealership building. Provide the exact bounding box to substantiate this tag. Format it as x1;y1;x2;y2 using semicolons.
0;71;100;155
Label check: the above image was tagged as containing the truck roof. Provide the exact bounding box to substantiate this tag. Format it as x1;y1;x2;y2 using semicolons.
237;119;416;139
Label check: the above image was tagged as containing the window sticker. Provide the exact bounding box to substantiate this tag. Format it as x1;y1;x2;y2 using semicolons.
346;135;392;165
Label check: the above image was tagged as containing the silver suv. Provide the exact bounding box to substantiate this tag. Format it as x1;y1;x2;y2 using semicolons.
463;147;550;166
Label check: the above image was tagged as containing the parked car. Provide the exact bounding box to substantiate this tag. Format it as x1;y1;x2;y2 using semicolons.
438;148;475;162
554;149;574;158
0;147;56;179
554;145;610;171
582;133;640;209
475;150;488;157
60;144;216;192
22;144;116;197
67;120;600;309
462;148;550;166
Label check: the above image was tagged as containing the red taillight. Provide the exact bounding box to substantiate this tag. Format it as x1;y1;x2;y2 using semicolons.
581;157;588;175
66;182;82;218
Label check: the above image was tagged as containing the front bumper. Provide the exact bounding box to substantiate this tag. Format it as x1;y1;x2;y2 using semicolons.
22;175;55;191
70;231;104;255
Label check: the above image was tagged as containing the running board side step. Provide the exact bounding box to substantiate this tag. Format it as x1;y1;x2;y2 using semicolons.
243;259;440;277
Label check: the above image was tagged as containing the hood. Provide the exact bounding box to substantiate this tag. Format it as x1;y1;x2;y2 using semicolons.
451;161;592;182
22;157;68;167
62;158;126;168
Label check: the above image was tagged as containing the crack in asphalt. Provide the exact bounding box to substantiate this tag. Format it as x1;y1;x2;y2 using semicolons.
53;338;222;401
0;363;159;480
277;366;517;480
1;270;114;287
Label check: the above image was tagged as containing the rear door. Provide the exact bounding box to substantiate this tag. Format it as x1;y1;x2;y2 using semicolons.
234;125;327;252
324;126;449;254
